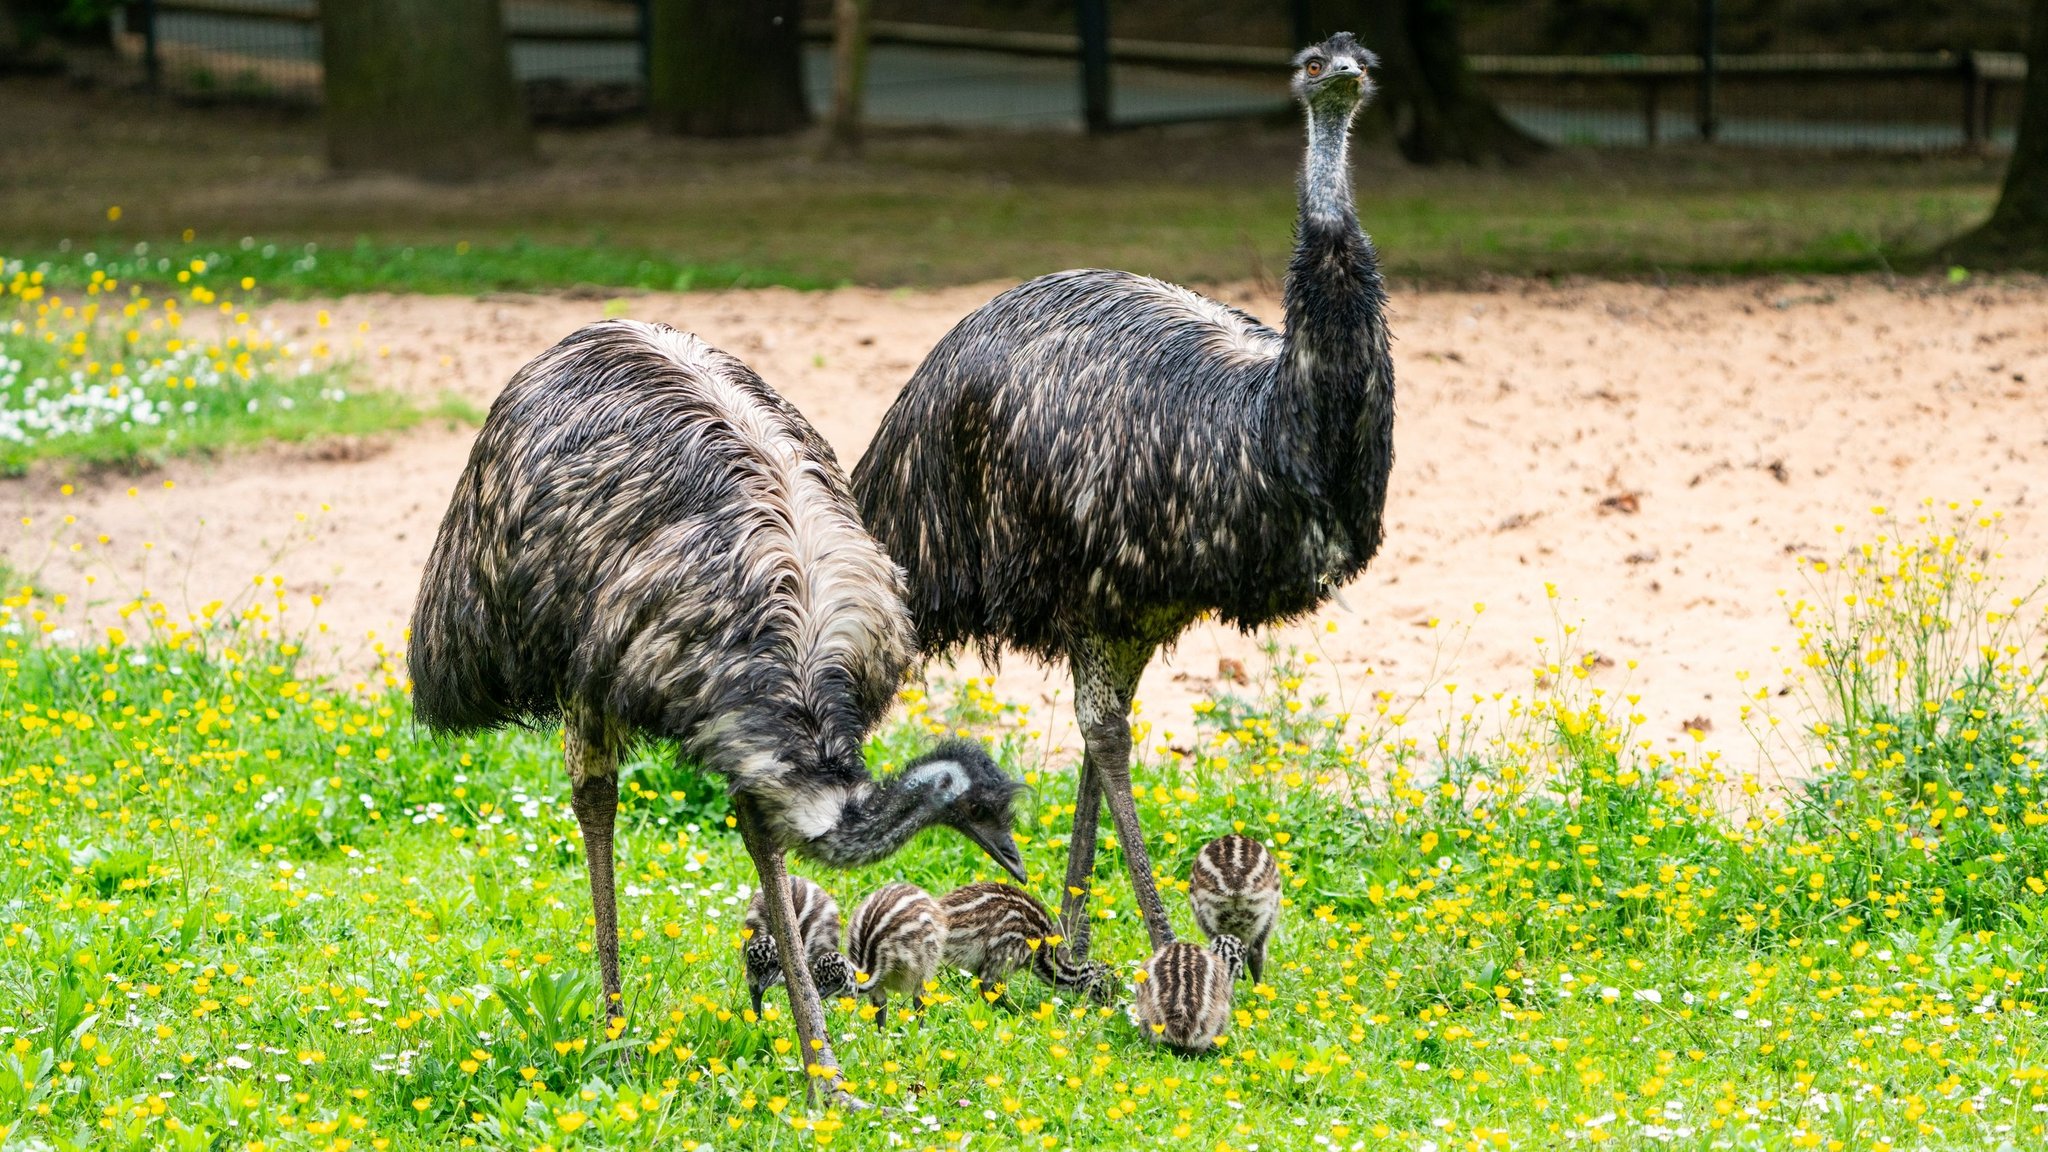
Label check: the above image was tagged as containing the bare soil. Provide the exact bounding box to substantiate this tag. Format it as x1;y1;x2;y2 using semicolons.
8;277;2047;773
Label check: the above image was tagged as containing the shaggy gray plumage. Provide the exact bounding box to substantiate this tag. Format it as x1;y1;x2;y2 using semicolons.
408;319;1025;1103
411;320;908;828
851;34;1392;959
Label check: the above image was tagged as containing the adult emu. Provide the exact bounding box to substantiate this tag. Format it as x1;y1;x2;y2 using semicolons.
411;320;1027;1100
852;34;1390;958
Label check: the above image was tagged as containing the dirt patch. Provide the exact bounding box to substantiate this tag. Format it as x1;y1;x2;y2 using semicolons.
7;276;2047;773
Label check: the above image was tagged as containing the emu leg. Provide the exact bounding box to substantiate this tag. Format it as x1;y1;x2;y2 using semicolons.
1095;723;1175;951
735;797;862;1108
1069;637;1175;953
1055;755;1104;957
566;727;623;1026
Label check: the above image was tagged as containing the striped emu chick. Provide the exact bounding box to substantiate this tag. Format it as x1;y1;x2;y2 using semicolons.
743;875;851;1015
848;882;947;1025
1188;834;1281;982
1129;940;1238;1053
939;883;1114;1003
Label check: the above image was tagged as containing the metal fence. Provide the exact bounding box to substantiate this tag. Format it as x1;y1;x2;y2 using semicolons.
112;0;2032;150
120;0;648;122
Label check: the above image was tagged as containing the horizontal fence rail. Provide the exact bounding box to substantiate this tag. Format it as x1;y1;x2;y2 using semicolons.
122;1;2029;149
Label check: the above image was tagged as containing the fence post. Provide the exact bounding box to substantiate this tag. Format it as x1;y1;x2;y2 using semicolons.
1697;0;1718;142
1983;80;2000;149
1961;51;1983;150
1077;0;1111;133
636;0;652;97
140;0;160;91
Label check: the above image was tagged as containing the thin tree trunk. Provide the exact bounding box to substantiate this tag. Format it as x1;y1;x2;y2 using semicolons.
1946;0;2048;268
320;0;532;181
826;0;870;155
1312;0;1544;165
649;0;809;137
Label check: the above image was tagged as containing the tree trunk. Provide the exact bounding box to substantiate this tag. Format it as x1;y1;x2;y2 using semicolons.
825;0;870;155
0;0;63;72
1311;0;1544;165
320;0;533;181
0;0;27;65
1945;0;2048;269
649;0;809;137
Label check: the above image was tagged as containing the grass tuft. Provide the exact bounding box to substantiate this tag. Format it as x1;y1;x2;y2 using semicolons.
1;255;466;473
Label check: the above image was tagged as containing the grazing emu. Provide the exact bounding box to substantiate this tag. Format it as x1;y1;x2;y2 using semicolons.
410;320;1027;1101
852;33;1391;958
743;875;851;1016
1189;835;1281;983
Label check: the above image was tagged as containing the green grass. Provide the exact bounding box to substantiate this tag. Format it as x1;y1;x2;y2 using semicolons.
22;239;840;299
12;177;1997;300
1;515;2045;1151
0;256;472;473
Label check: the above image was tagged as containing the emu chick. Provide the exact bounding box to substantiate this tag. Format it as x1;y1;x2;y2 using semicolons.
1189;834;1280;983
1131;940;1238;1053
848;882;946;1024
743;875;850;1015
939;882;1113;1002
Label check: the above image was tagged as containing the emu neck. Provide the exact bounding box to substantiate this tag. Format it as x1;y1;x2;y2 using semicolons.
1272;96;1394;547
1280;98;1376;371
1299;102;1356;228
800;773;944;867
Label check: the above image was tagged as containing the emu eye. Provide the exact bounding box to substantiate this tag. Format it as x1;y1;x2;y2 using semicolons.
1305;60;1324;77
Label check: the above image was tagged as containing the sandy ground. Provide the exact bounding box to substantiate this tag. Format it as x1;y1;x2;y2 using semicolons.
8;277;2047;775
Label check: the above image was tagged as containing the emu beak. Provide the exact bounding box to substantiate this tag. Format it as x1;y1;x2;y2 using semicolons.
966;824;1029;884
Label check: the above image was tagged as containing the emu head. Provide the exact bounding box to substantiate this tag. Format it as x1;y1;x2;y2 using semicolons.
1209;933;1250;983
1078;958;1119;1005
743;933;780;1014
812;950;854;1001
903;740;1028;884
1291;32;1376;111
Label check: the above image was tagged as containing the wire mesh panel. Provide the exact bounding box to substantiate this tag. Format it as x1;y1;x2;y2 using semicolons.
810;41;1284;130
117;0;650;118
120;0;323;105
835;0;1294;128
1461;0;2030;150
506;0;643;123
